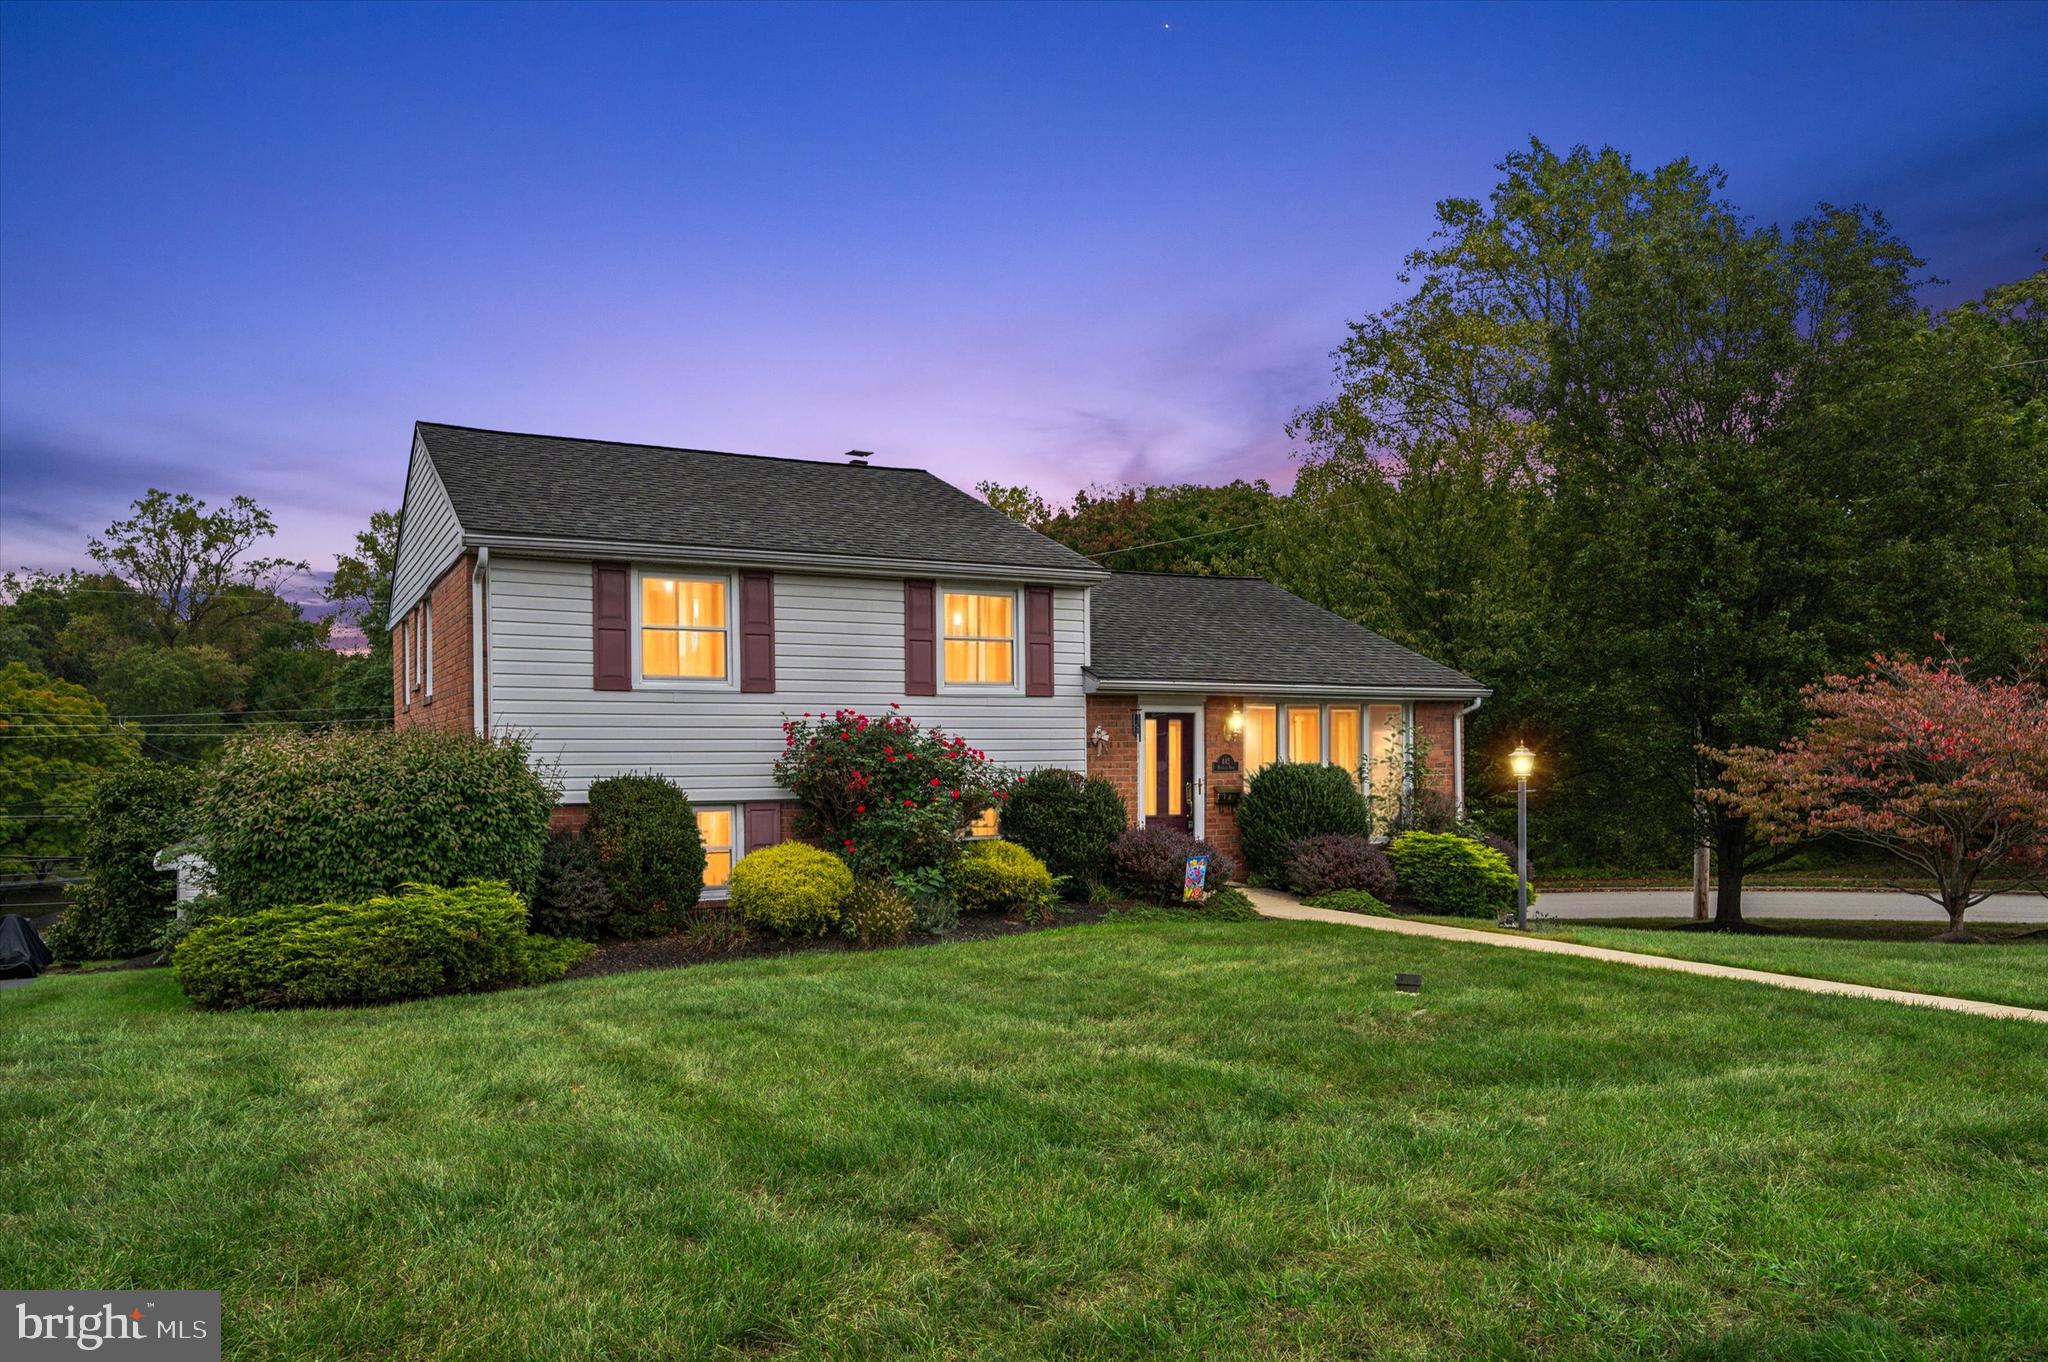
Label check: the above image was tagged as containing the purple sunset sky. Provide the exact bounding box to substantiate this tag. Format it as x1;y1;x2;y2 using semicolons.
2;1;2045;585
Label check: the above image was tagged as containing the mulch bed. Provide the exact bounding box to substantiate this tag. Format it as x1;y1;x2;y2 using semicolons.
568;902;1123;979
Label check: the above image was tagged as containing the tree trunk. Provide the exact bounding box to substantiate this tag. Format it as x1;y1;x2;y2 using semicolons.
1711;814;1748;929
1934;890;1981;944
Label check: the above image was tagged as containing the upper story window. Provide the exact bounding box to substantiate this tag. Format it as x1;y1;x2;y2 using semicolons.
942;590;1014;687
641;574;729;682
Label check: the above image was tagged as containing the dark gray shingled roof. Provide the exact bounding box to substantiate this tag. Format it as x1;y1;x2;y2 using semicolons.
1089;572;1487;693
414;422;1106;577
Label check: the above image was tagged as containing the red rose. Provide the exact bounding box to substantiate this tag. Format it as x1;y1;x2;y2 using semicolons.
950;789;960;799
930;777;941;787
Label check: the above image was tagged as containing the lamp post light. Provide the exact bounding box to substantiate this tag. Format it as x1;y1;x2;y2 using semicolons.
1508;743;1535;930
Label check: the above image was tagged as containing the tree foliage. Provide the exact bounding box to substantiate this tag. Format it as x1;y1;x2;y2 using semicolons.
0;663;141;877
1712;652;2048;939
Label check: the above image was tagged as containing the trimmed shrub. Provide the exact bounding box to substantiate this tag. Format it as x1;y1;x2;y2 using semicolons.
998;768;1128;890
1108;825;1237;905
195;729;553;913
842;879;915;949
730;842;851;938
585;775;705;937
1200;886;1261;922
1388;831;1527;918
173;880;590;1010
529;830;616;940
48;763;194;962
1284;834;1397;900
1304;888;1393;916
953;840;1056;919
1236;762;1369;883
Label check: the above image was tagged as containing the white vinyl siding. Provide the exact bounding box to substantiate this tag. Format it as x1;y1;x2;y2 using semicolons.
391;436;465;621
487;556;1089;802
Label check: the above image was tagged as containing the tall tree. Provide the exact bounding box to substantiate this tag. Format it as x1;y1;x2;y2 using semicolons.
1292;141;2045;916
0;663;142;880
325;508;401;723
87;490;307;648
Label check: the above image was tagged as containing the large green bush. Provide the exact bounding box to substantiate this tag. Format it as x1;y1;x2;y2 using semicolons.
998;768;1127;890
730;842;851;938
48;763;194;962
1236;762;1370;882
173;881;589;1010
952;840;1056;919
529;829;617;940
1387;831;1528;918
585;775;704;936
194;729;554;913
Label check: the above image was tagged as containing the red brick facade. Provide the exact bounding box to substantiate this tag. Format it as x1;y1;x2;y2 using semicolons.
392;553;478;734
1084;693;1469;882
1084;695;1140;816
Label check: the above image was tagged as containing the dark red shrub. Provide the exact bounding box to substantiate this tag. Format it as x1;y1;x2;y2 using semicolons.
1109;825;1237;904
1284;834;1397;899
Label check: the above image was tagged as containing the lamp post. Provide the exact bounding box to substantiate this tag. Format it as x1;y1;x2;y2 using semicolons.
1508;743;1535;930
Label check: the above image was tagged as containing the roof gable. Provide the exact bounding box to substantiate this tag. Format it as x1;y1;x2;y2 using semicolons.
412;422;1104;580
1088;572;1486;694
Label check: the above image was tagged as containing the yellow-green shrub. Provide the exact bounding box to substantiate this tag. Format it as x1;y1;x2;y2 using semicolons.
173;881;590;1011
953;840;1055;917
729;842;852;938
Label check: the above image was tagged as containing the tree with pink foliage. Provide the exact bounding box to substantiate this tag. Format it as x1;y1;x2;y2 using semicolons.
1710;650;2048;941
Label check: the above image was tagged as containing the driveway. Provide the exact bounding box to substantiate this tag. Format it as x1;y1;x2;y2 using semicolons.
1537;889;2048;924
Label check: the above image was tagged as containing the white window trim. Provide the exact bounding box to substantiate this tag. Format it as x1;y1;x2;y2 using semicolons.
632;567;739;690
698;803;738;900
937;583;1023;694
423;600;434;699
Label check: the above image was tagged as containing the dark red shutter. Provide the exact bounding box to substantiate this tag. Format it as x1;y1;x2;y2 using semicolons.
904;579;936;695
1025;585;1055;697
744;802;783;853
739;571;775;693
592;562;631;691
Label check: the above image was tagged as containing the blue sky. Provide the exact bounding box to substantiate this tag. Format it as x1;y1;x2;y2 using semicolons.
3;0;2045;579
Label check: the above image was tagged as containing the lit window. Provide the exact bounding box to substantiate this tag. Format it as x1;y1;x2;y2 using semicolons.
698;808;734;889
1242;704;1277;775
966;807;1000;838
942;591;1014;685
1329;706;1361;787
642;576;728;680
1286;705;1322;764
1369;705;1406;796
423;600;434;697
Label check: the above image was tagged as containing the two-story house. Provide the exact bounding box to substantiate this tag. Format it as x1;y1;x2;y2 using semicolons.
390;422;1489;889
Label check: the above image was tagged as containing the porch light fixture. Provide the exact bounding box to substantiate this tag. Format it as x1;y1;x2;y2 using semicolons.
1227;706;1244;735
1508;743;1535;929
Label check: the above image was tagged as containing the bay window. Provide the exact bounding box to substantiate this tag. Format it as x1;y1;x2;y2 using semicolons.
1242;704;1277;775
1328;706;1362;787
1286;705;1322;764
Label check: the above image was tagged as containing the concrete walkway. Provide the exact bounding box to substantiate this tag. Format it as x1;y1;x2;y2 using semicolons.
1538;888;2048;923
1243;888;2048;1025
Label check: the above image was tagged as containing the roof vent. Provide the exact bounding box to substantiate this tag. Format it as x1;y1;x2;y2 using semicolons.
845;449;873;467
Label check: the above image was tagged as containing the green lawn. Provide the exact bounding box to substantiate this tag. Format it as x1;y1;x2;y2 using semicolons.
5;917;2046;1360
1507;919;2048;1012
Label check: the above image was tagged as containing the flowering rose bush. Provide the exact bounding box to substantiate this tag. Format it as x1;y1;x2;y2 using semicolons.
773;706;1015;876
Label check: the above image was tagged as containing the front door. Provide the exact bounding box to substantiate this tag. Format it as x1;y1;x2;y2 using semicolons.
1145;713;1195;834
